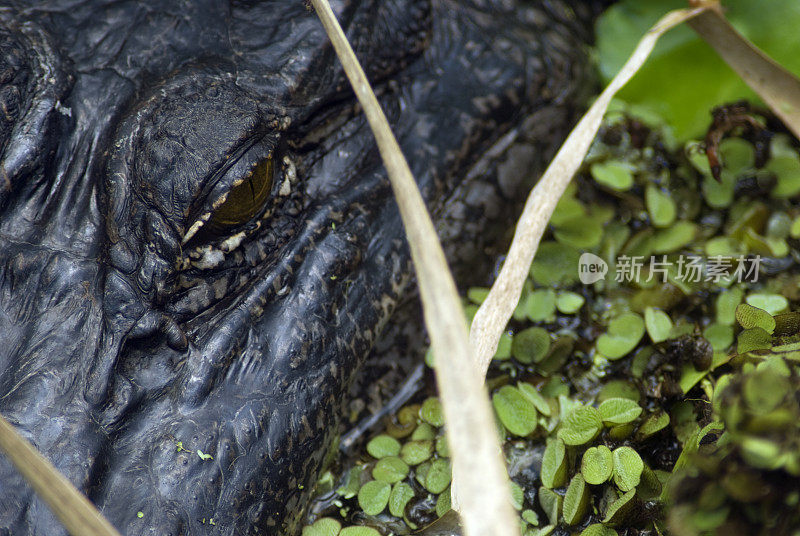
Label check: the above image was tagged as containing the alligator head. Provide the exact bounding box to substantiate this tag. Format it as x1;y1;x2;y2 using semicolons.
0;1;597;534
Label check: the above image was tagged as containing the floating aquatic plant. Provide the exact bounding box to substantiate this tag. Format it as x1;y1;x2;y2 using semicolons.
302;105;800;534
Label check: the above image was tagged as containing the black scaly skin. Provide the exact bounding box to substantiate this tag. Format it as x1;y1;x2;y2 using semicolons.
0;1;598;534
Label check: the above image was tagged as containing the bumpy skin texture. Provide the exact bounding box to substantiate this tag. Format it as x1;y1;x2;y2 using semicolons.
0;1;595;534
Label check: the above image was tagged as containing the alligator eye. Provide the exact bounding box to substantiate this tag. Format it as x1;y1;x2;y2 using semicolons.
208;157;274;229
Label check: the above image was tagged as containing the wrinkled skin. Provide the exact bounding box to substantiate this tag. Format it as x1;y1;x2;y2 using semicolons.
0;1;597;534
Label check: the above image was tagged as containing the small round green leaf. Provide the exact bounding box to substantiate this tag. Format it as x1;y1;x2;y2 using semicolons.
735;303;776;334
597;312;645;360
598;398;642;426
597;380;640;403
768;154;800;197
388;482;415;518
538;486;563;525
551;194;586;225
425;459;451;494
651;221;697;253
737;327;773;354
556;291;585;314
764;236;787;258
411;423;435;441
746;293;789;315
525;289;557;322
581;445;613;485
302;518;341;536
521;509;539;526
702;172;735;208
436;487;451;518
541;438;568;489
372;456;409;484
420;398;444;427
591;161;634;191
530;242;582;286
493;385;538;437
512;327;551;364
357;480;391;516
716;287;744;325
705;236;740;257
703;323;734;352
400;440;433;466
740;437;782;470
366;435;401;459
612;447;644;492
719;137;755;173
743;368;789;413
554;216;604;249
563;474;590;526
636;411;669;440
644;307;673;344
645;185;676;227
559;406;603;446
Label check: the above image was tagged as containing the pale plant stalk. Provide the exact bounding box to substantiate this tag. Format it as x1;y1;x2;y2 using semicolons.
0;414;122;536
308;0;519;534
687;1;800;140
468;6;711;377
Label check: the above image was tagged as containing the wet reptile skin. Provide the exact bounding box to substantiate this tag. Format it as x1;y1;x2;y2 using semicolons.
0;1;598;534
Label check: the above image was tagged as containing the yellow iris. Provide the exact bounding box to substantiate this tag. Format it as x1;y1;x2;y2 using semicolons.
210;158;274;228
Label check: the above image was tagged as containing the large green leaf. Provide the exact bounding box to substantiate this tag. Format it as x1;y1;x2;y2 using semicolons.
596;0;800;140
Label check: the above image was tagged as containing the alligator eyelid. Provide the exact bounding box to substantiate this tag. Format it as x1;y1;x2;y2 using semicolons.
182;170;247;245
182;156;275;245
178;130;271;238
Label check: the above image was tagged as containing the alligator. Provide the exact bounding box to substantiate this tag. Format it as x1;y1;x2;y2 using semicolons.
0;1;601;534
